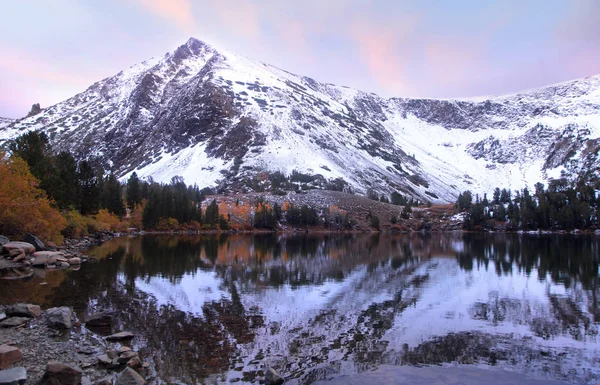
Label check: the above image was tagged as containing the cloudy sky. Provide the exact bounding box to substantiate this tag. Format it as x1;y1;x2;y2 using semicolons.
1;0;599;118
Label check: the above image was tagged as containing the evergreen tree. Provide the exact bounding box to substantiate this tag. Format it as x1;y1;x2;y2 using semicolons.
493;203;506;221
466;202;485;229
456;191;473;210
142;189;160;229
77;160;101;215
102;174;125;216
500;189;511;204
391;191;407;205
126;172;142;209
371;215;380;230
205;199;219;226
8;130;52;182
493;188;501;205
52;151;79;209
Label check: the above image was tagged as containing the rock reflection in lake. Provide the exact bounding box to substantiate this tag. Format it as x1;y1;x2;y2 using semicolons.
0;233;599;384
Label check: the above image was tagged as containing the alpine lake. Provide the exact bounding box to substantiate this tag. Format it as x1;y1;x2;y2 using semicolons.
1;233;599;385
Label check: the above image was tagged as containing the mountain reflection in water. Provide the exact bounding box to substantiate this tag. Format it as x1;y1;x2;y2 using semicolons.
1;233;599;384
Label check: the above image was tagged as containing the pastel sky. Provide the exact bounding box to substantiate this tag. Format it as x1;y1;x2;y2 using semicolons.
1;0;599;118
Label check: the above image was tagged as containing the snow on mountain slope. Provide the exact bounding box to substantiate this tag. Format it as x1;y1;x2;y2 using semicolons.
0;117;13;130
1;38;599;202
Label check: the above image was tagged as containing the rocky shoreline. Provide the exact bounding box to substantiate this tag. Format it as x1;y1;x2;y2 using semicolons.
0;232;118;280
0;304;148;385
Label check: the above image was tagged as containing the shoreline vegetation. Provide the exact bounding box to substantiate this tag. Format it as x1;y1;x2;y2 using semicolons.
1;130;599;248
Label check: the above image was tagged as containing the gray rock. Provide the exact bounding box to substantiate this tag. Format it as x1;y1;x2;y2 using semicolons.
97;355;113;365
33;251;64;259
117;351;137;364
7;249;23;259
6;304;41;318
106;332;134;341
12;255;25;263
46;307;73;329
59;262;70;269
85;311;113;327
126;357;141;370
32;255;51;267
68;257;81;265
40;361;82;385
94;375;114;385
0;318;30;328
0;367;26;385
0;236;9;247
265;367;285;385
2;243;35;255
115;368;144;385
98;353;120;369
23;233;45;251
0;314;5;322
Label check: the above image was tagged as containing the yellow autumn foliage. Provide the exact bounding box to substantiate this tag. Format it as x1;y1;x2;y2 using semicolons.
0;153;66;243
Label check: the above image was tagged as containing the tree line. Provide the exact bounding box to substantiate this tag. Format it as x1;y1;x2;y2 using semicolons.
457;181;600;231
1;131;357;239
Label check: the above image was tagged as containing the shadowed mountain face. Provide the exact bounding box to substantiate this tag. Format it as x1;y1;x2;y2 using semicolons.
1;38;599;201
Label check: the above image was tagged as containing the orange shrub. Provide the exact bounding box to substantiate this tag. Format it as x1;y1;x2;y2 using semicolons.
156;217;180;231
95;209;122;231
0;153;67;243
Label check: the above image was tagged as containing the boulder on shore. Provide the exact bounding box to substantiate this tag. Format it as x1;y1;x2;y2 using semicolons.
0;345;22;370
116;367;144;385
0;318;30;328
23;234;45;251
6;304;41;318
94;375;114;385
33;251;64;259
0;367;27;385
7;250;23;260
0;236;9;248
106;332;134;341
68;257;81;265
40;361;82;385
2;243;35;256
45;307;73;329
117;351;138;364
85;311;113;327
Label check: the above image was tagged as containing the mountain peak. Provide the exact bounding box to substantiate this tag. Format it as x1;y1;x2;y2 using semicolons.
185;36;207;49
2;39;599;202
172;37;215;63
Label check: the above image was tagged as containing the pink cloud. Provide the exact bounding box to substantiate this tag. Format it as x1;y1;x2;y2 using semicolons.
350;21;415;95
133;0;196;33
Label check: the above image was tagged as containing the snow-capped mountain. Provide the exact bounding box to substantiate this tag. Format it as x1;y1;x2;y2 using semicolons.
1;37;599;202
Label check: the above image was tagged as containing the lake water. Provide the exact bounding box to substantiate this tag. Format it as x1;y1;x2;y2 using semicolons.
1;233;599;384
